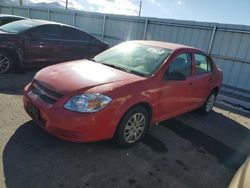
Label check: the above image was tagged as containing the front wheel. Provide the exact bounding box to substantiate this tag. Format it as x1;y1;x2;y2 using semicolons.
199;92;217;114
0;50;13;74
114;106;149;147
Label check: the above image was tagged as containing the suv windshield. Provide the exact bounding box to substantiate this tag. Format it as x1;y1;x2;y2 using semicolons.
0;20;41;34
93;42;172;76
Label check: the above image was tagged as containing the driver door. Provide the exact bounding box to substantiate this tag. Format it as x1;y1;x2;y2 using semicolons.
159;52;194;120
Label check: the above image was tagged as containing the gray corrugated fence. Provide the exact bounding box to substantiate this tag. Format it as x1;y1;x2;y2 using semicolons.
0;5;250;98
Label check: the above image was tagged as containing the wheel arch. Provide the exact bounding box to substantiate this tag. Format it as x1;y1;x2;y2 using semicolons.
128;102;153;122
0;47;23;68
211;86;220;96
114;101;154;135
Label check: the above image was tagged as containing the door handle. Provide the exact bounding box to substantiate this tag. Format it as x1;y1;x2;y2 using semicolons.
209;78;213;81
189;82;192;85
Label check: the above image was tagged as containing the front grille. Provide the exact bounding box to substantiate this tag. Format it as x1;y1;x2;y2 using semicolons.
39;117;47;127
25;104;47;127
30;115;47;127
50;126;82;139
32;80;64;104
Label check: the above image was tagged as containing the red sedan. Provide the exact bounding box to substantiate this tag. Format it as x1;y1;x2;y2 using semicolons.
23;41;223;147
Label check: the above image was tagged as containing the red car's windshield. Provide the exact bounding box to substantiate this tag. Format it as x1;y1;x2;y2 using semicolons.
94;42;172;76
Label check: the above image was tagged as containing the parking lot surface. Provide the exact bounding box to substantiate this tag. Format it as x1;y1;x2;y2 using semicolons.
0;70;250;188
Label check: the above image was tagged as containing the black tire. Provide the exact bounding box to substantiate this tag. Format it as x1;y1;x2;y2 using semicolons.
0;50;13;74
114;106;149;148
198;91;217;115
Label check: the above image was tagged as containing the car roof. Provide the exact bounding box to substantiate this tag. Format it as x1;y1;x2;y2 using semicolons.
0;14;27;19
12;19;76;29
16;19;64;25
132;40;200;51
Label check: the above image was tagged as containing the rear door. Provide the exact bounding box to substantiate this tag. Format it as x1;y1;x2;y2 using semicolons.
60;27;107;60
159;52;194;119
190;53;215;106
57;26;92;61
23;25;63;65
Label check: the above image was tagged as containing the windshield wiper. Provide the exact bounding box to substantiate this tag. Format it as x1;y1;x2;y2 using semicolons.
0;28;13;33
101;62;146;77
101;62;122;70
88;58;104;64
101;63;131;73
88;58;96;62
129;70;147;77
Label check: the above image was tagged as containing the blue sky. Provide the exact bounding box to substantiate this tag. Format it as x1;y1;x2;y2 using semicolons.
18;0;250;25
140;0;250;26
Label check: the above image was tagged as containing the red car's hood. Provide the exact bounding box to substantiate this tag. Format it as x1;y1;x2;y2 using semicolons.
34;60;141;95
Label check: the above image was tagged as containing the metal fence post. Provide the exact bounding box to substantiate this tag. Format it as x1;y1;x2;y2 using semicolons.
102;15;106;40
208;25;217;54
72;12;76;26
11;6;13;15
47;9;50;20
28;7;31;18
143;19;148;40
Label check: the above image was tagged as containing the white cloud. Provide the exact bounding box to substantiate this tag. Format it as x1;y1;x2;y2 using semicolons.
29;0;84;10
87;0;139;16
177;1;182;5
68;0;85;10
89;6;95;11
12;0;139;15
149;0;160;7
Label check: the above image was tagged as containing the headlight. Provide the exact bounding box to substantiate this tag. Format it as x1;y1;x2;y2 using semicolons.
64;93;112;113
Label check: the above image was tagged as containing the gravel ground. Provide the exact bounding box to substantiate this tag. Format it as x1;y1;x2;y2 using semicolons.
0;70;249;188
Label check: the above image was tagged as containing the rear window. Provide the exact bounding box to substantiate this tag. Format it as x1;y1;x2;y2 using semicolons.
194;53;212;74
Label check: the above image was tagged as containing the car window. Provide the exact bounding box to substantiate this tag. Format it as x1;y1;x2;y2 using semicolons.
167;53;192;77
0;18;6;26
81;33;95;42
61;26;92;41
0;18;10;25
61;26;81;40
194;53;212;74
27;25;64;39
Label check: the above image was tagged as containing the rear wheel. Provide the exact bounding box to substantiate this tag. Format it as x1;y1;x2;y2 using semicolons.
114;106;149;147
199;92;217;114
0;50;13;74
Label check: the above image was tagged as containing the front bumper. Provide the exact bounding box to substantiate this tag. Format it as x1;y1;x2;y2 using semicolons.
23;83;118;143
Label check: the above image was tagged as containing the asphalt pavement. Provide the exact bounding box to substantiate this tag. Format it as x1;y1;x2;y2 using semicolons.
0;69;249;188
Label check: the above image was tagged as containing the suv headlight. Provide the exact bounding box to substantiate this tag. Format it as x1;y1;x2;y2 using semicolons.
64;93;112;113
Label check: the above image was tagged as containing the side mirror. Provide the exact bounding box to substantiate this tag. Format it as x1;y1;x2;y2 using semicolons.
165;71;186;81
